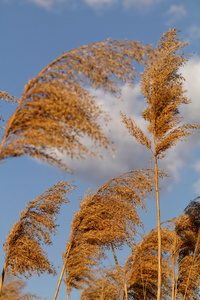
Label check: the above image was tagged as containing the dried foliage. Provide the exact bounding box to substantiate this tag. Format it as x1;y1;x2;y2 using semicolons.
126;228;172;300
0;40;146;172
151;200;200;300
80;268;122;300
122;28;200;160
172;198;200;299
3;181;75;279
79;204;200;300
0;91;18;103
121;113;152;151
64;241;103;298
0;91;18;131
1;275;38;300
69;169;155;251
55;169;155;299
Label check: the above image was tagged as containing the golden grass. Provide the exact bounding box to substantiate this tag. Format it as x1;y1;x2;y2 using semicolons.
53;169;156;299
0;40;146;172
3;181;75;279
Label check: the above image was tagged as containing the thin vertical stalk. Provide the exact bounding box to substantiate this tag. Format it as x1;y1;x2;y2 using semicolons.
66;273;71;300
155;155;162;300
139;256;146;300
172;233;178;300
53;241;73;300
183;228;200;300
124;282;128;300
172;255;175;300
66;285;70;300
153;131;162;300
111;244;127;300
174;266;179;300
0;261;6;296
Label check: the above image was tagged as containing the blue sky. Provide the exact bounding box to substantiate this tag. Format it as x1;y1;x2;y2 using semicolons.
1;0;200;299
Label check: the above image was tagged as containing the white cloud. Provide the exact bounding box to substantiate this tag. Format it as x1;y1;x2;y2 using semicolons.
11;0;160;11
194;160;200;174
83;0;117;10
60;84;151;185
56;55;200;191
193;160;200;194
58;53;200;188
193;179;200;194
180;55;200;125
180;56;200;194
193;160;200;195
123;0;160;9
166;5;187;26
27;0;66;10
83;0;160;10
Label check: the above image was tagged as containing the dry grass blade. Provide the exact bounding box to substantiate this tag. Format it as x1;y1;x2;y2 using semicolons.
80;268;122;300
0;40;146;171
64;241;103;298
174;198;200;300
0;92;18;131
3;181;75;279
56;168;159;300
1;275;38;300
121;112;152;150
74;169;156;250
126;228;172;300
54;169;155;299
0;91;18;103
121;28;200;160
140;28;200;159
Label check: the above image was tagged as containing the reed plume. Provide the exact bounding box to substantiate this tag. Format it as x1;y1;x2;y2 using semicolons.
64;239;103;300
172;198;200;300
0;92;18;131
80;268;122;300
0;275;38;300
0;92;18;103
0;181;75;296
0;40;146;172
147;200;200;300
126;228;172;300
54;169;155;299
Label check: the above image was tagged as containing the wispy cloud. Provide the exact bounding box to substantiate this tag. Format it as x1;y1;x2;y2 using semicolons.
181;55;200;194
27;0;66;10
25;0;161;11
193;160;200;194
83;0;160;10
59;84;152;185
83;0;118;10
123;0;160;9
166;5;187;26
59;56;200;188
181;55;200;124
